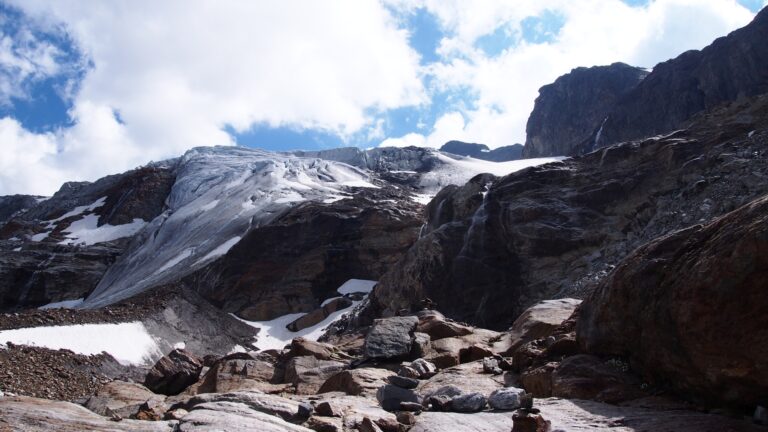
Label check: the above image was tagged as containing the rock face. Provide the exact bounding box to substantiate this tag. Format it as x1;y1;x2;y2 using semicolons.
594;8;768;151
188;190;422;321
144;349;203;396
0;195;40;224
440;141;524;162
370;94;768;329
0;165;175;311
578;193;768;408
523;62;648;158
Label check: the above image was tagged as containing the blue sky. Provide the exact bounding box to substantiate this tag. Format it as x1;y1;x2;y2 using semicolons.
0;0;763;194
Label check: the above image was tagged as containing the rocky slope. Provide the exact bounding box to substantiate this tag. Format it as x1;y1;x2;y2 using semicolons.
522;62;648;158
370;94;768;330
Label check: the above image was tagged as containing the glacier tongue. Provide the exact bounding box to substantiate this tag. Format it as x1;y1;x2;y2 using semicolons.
83;146;378;308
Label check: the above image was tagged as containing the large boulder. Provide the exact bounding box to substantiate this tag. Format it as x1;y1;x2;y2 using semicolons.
84;381;165;419
318;368;394;398
178;401;312;432
363;316;418;360
193;352;286;394
144;349;203;396
284;356;347;395
498;299;581;355
578;194;768;407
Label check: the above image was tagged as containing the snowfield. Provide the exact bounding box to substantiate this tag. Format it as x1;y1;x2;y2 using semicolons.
0;322;162;366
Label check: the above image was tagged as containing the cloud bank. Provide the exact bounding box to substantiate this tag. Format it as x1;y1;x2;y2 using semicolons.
0;0;759;195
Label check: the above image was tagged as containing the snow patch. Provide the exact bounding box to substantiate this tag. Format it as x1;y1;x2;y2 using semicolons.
38;298;84;310
173;342;186;350
12;247;21;252
157;248;194;274
30;231;49;242
0;322;162;366
337;279;376;295
194;236;241;265
49;197;106;223
238;278;377;351
321;296;343;307
59;215;147;246
200;199;220;211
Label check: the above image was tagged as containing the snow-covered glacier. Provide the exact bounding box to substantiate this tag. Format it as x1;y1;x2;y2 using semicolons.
83;146;379;308
81;145;562;308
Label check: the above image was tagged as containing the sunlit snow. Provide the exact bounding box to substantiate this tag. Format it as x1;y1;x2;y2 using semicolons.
0;322;162;365
59;215;147;246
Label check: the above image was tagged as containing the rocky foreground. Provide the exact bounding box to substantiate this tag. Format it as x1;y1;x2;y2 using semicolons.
1;291;766;431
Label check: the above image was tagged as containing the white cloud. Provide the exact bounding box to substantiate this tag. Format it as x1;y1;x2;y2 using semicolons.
382;0;755;149
1;0;425;195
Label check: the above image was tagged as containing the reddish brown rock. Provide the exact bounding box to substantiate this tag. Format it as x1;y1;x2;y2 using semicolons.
578;194;768;407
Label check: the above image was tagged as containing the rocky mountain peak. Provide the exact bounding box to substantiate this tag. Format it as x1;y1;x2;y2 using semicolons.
522;62;648;158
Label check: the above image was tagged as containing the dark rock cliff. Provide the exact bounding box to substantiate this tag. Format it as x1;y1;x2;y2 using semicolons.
370;95;768;330
579;7;768;154
522;63;648;158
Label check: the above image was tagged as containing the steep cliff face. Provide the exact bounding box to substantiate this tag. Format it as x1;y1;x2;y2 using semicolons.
371;95;768;330
580;7;768;153
578;192;768;409
522;63;648;158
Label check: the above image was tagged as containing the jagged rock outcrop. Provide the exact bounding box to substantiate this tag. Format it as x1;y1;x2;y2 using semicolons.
370;94;768;330
578;193;768;408
522;62;648;158
440;141;524;162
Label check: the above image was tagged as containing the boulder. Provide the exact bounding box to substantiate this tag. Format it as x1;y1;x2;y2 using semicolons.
416;315;473;340
144;349;203;396
308;394;398;431
418;362;505;400
364;316;418;360
194;352;284;394
450;392;487;413
376;384;420;412
318;368;394;398
488;387;526;410
84;381;165;419
409;358;437;378
285;356;347;395
387;375;419;390
288;338;337;361
511;411;551;432
578;194;768;407
499;299;581;355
